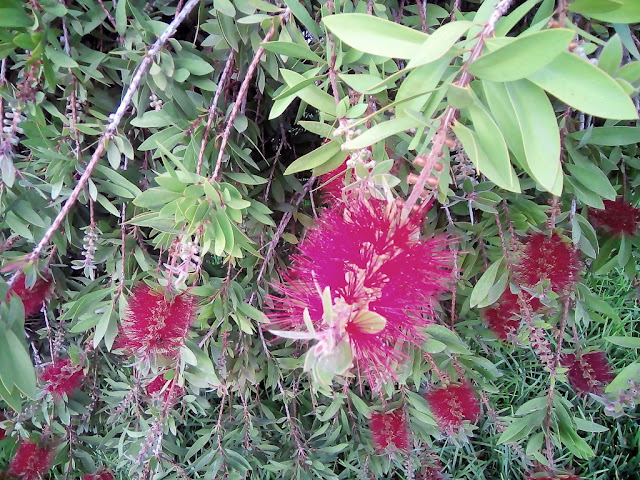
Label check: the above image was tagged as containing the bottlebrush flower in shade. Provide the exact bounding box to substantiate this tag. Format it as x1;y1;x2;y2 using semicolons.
8;440;54;480
145;374;184;406
318;161;348;203
83;470;115;480
116;285;196;361
0;413;6;441
483;290;542;340
6;277;52;317
40;358;85;399
514;233;581;294
267;197;454;381
425;383;480;434
562;351;614;395
589;198;640;236
369;410;410;453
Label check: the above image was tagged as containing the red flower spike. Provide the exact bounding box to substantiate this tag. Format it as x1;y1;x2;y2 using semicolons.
514;233;581;294
425;383;480;434
370;410;410;453
483;290;542;340
8;440;54;480
40;358;85;399
145;374;184;406
116;285;196;361
318;161;348;204
267;197;454;381
6;277;52;317
589;198;640;236
83;471;115;480
563;351;614;395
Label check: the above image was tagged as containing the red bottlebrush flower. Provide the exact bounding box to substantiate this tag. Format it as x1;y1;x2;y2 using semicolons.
370;410;410;453
589;198;640;236
0;413;6;441
318;161;348;203
40;358;84;399
514;233;581;294
145;374;184;406
6;277;52;317
8;440;54;480
83;470;115;480
267;197;454;381
483;290;542;340
116;285;196;361
563;351;614;395
425;383;480;434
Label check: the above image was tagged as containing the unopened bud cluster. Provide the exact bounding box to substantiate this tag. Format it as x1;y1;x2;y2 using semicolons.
2;105;25;147
164;236;201;287
149;94;163;111
600;379;640;418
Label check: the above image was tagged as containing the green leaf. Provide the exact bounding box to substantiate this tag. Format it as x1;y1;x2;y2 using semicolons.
174;52;214;76
570;126;640;146
569;0;640;23
283;0;321;39
284;140;341;175
322;13;429;59
262;41;324;63
5;330;37;399
599;34;622;74
0;8;33;28
343;117;419;150
0;379;21;412
424;325;471;354
468;29;574;81
130;110;173;128
45;46;78;68
527;51;638;120
470;257;504;308
338;73;387;94
605;336;640;348
406;21;473;69
606;362;640;393
215;0;236;16
504;79;562;194
115;0;127;35
395;58;449;118
574;417;609;433
457;100;520;192
280;69;337;116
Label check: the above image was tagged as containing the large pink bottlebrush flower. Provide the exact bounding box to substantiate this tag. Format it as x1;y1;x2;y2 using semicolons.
483;290;542;340
116;285;196;361
425;383;480;434
267;197;454;381
589;198;640;236
40;358;85;399
370;410;410;453
514;233;581;294
562;351;614;395
8;440;54;480
6;277;52;317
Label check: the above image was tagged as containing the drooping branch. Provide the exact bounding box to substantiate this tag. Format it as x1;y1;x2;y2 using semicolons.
7;0;203;289
404;0;515;212
211;12;289;181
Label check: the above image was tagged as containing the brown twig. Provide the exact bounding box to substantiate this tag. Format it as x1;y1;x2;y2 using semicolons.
7;0;203;289
197;51;236;176
211;12;288;180
404;0;515;212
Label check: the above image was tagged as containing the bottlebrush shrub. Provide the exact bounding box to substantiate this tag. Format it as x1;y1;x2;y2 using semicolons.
5;277;52;317
589;198;640;236
483;289;542;340
145;373;184;406
425;383;480;435
40;358;85;399
8;440;54;480
514;233;581;294
563;351;614;395
369;410;410;453
115;285;196;362
267;196;454;383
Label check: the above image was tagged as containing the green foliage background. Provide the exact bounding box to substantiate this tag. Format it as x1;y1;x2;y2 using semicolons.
0;0;639;479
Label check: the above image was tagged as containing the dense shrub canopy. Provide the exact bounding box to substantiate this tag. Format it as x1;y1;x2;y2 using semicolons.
0;0;639;479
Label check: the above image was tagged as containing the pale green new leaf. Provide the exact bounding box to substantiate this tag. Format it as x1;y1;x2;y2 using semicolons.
406;21;473;69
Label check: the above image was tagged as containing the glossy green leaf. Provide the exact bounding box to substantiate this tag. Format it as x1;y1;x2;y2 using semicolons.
5;330;37;399
406;21;473;69
470;257;504;308
504;79;562;194
604;336;640;348
343;117;419;150
284;140;341;175
569;0;640;23
598;34;622;74
570;126;640;146
527;51;638;120
280;69;337;116
323;13;429;59
262;41;325;63
468;29;574;82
